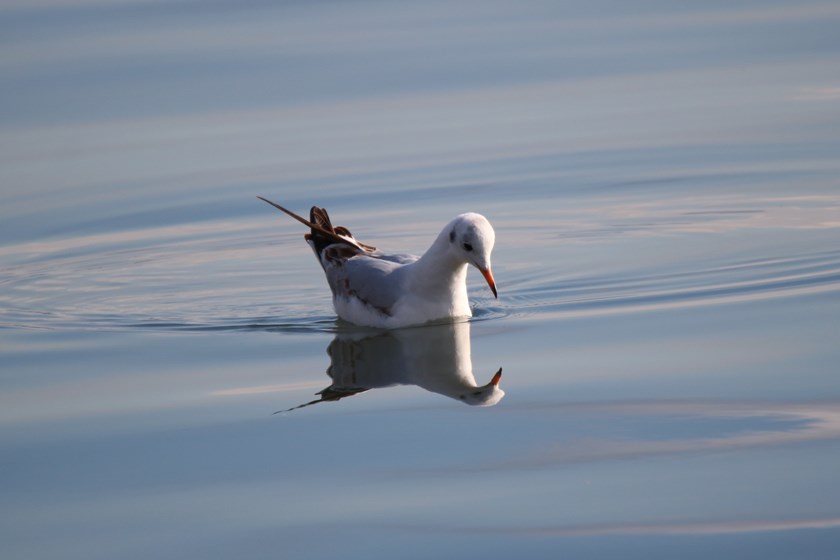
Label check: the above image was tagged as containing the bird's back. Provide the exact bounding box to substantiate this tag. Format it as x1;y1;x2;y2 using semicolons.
299;206;420;325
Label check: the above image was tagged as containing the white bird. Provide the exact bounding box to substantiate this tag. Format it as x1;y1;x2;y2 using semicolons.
258;197;497;328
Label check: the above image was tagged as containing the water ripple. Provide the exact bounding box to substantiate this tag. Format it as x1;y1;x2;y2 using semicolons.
1;223;838;331
503;248;840;319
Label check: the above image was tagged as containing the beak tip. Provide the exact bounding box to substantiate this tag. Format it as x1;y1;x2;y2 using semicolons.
481;267;497;299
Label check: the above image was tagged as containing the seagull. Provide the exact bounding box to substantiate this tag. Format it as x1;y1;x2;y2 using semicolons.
258;197;497;328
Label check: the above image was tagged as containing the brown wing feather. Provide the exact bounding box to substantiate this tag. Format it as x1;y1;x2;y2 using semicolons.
256;197;376;252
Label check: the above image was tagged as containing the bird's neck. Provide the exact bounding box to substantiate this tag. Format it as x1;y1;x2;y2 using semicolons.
409;233;468;296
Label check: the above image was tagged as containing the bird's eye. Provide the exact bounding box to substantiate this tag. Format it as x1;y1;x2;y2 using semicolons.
463;242;473;252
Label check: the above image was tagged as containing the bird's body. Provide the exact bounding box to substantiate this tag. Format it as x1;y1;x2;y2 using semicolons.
258;197;497;328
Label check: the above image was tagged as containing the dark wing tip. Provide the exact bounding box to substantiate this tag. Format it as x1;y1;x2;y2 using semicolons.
257;197;375;253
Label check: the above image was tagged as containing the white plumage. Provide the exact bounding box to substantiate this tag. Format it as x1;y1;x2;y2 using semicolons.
258;197;497;328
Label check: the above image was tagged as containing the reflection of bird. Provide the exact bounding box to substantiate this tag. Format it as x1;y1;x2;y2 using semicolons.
258;197;497;328
277;321;504;412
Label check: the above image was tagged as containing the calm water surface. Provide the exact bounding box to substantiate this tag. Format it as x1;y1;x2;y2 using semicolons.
2;2;840;559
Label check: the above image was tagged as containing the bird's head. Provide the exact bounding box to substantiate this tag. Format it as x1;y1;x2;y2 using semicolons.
457;368;505;406
447;212;497;298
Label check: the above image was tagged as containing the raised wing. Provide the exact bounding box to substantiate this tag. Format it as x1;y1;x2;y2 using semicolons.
256;197;376;253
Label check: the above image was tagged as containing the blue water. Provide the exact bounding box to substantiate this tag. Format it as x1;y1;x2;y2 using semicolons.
2;2;840;559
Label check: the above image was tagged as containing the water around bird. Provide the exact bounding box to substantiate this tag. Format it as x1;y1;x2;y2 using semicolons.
2;2;840;559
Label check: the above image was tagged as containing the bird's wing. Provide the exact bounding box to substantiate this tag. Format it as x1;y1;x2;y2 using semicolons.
373;251;418;265
258;197;418;316
324;253;410;316
257;197;377;254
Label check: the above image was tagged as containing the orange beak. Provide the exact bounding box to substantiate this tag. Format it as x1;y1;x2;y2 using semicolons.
481;267;497;298
489;367;503;386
